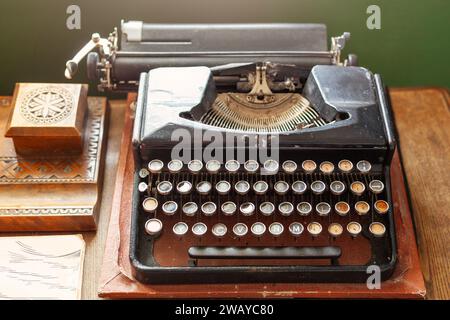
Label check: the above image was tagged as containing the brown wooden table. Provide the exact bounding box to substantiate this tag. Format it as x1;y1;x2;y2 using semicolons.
80;88;449;299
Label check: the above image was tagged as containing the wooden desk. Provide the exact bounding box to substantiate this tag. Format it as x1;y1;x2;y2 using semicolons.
80;88;449;299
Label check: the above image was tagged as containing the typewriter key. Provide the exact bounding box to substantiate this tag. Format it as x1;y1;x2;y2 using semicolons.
369;180;385;194
182;202;198;216
162;201;178;215
328;223;343;237
268;222;284;237
206;159;221;173
297;202;312;216
188;159;203;173
173;222;189;236
369;222;386;237
221;201;237;216
192;222;208;236
289;222;304;236
138;182;148;193
251;222;266;237
347;221;362;237
212;223;227;237
225;159;240;173
330;181;346;195
168;159;183;173
319;161;335;174
335;201;350;216
201;202;217;216
316;202;331;216
302;160;317;173
279;202;294;216
350;181;365;196
263;159;279;174
292;181;307;195
355;201;370;215
157;181;173;195
274;181;289;195
235;180;250;195
148;159;164;173
311;180;326;195
253;180;269;195
282;160;297;174
374;200;390;214
259;202;275;216
338;159;354;173
138;168;149;179
356;160;372;173
177;181;193;194
196;181;212;195
215;180;231;195
233;223;248;237
244;160;259;173
240;202;256;216
142;197;158;213
307;222;322;236
145;218;163;236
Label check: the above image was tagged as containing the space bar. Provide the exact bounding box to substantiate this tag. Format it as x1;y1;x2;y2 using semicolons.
188;246;341;259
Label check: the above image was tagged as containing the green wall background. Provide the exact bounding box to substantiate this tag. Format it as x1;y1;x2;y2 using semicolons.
0;0;448;96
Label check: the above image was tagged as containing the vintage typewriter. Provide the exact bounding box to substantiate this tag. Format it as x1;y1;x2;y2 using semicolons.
66;21;397;284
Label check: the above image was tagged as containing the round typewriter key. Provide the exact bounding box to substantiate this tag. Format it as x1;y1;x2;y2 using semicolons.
316;202;331;216
355;201;370;215
297;202;312;216
176;181;193;194
201;202;217;216
187;159;203;173
138;182;148;193
251;222;266;237
335;201;350;216
292;180;307;195
235;180;250;195
369;222;386;237
274;181;289;195
173;222;189;236
279;202;294;216
215;180;231;195
289;222;304;236
244;160;259;173
145;218;163;236
347;221;362;237
233;223;248;237
311;180;326;195
319;161;335;174
330;181;346;195
338;159;354;173
263;159;279;174
302;160;317;173
350;181;365;196
328;223;344;237
369;180;385;194
167;159;183;173
205;159;221;173
148;159;164;173
221;201;237;216
282;160;297;174
240;202;256;216
182;202;198;216
356;160;372;173
142;197;158;213
157;181;173;195
374;200;390;215
225;159;240;173
138;168;149;179
192;222;207;236
196;181;212;195
253;180;269;195
307;222;322;236
162;201;178;215
212;223;227;237
268;222;284;237
259;202;275;216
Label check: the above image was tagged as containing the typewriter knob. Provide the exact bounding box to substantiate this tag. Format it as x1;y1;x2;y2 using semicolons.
142;197;158;213
201;202;217;216
253;181;269;195
162;201;178;215
233;223;248;237
225;160;240;173
307;222;322;236
274;181;289;195
355;201;370;215
374;200;390;215
145;218;163;237
251;222;266;237
259;202;275;216
192;222;208;237
356;160;372;173
173;222;189;236
289;222;304;236
148;159;164;173
369;222;386;237
319;161;335;174
182;202;198;216
168;159;183;173
292;181;307;195
369;180;385;194
297;202;312;216
338;160;354;173
138;182;148;193
268;222;284;237
347;221;362;237
221;201;237;216
328;223;344;237
279;202;294;216
212;223;227;237
240;202;256;216
335;201;350;216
